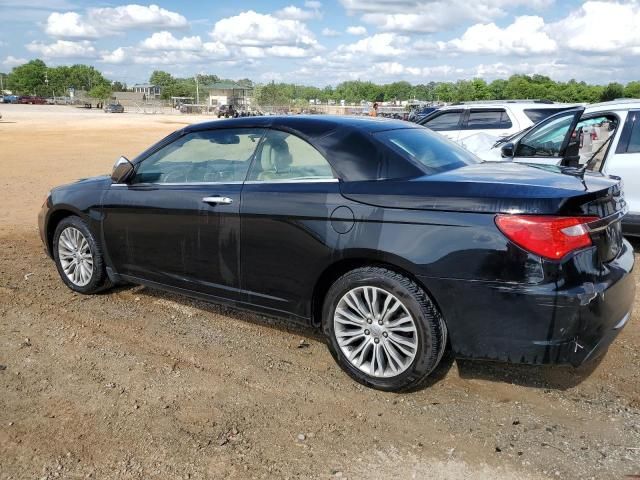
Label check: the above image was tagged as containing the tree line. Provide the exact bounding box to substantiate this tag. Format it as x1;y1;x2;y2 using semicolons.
256;77;640;105
2;59;640;105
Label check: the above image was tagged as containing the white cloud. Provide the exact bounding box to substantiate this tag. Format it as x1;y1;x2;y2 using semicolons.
101;47;128;64
211;11;317;47
275;5;321;20
2;55;29;68
210;10;319;58
140;31;202;51
26;40;97;59
45;12;100;39
339;0;554;33
305;1;322;8
322;28;340;37
266;46;310;57
550;1;640;55
336;33;409;59
378;62;420;76
45;4;188;39
346;25;367;35
445;16;557;55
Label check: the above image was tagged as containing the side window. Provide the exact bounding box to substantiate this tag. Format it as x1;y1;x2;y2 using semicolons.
515;113;576;157
133;128;264;184
524;108;571;124
625;112;640;153
248;130;335;181
423;111;462;131
467;109;512;129
578;115;619;171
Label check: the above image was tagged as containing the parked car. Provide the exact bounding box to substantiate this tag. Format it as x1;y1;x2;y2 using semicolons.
104;103;125;113
217;104;238;118
418;100;579;143
1;95;19;103
408;106;439;123
18;96;47;105
39;116;634;391
467;100;640;237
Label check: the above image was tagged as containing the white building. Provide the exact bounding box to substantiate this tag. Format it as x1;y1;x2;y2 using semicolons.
206;81;253;109
131;84;162;99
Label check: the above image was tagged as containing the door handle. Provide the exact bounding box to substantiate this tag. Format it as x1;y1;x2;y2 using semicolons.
202;196;233;205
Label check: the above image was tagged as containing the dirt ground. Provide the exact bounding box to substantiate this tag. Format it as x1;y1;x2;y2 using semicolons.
0;104;639;480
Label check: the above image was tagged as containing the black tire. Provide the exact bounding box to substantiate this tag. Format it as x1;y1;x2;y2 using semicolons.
322;267;447;392
53;216;111;294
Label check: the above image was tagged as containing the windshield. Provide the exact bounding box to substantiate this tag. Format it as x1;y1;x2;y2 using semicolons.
375;128;481;175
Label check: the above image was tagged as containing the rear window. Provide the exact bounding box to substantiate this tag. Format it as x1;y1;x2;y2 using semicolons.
467;109;512;129
524;108;572;124
375;128;480;175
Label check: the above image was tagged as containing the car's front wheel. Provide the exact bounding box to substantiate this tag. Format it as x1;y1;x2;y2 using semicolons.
323;267;447;391
53;216;110;294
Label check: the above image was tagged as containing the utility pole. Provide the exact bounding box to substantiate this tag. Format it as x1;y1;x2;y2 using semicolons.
195;75;199;105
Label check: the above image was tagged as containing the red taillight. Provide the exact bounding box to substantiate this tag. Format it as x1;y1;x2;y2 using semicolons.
495;215;599;260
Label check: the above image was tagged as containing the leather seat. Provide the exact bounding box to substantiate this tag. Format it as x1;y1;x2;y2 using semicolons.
257;137;294;181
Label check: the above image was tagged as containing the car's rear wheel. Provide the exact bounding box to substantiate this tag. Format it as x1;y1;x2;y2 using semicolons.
323;267;446;391
53;216;110;294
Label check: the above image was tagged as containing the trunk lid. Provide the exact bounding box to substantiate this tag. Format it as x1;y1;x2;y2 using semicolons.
340;162;626;262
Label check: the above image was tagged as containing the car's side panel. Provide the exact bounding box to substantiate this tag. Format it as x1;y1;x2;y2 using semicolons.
40;176;112;257
240;177;544;322
239;181;346;320
101;183;245;300
604;110;640;216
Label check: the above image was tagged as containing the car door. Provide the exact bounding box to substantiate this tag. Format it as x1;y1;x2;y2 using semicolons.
419;109;465;141
457;108;516;142
509;108;585;165
240;129;344;321
101;127;265;300
603;110;640;215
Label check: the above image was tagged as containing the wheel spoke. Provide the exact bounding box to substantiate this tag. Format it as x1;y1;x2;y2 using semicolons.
345;291;369;319
335;307;365;326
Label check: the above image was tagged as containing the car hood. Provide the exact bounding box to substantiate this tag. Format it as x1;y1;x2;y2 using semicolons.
340;162;622;216
458;132;505;161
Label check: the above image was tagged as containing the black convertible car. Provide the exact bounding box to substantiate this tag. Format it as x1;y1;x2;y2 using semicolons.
39;116;634;391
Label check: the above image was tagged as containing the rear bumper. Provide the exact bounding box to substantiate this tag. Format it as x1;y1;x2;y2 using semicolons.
418;239;635;366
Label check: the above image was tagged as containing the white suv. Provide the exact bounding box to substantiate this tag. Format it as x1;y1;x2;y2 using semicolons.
418;101;578;143
483;100;640;236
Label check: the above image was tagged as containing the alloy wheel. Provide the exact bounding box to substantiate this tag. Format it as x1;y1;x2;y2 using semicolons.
333;286;418;378
57;227;94;287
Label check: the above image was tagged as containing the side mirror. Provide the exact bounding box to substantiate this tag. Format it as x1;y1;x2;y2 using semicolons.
111;156;134;183
501;142;515;158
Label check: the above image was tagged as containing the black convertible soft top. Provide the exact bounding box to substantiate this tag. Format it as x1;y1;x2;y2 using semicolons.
182;115;424;181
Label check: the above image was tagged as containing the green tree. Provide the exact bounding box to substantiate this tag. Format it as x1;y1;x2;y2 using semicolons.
111;81;127;92
7;59;47;95
601;82;625;102
89;84;112;101
624;81;640;98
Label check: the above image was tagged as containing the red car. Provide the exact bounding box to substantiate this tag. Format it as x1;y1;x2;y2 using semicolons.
18;96;47;105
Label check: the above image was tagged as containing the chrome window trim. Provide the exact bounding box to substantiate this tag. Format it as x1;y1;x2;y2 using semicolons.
110;178;339;188
110;181;245;188
244;178;339;184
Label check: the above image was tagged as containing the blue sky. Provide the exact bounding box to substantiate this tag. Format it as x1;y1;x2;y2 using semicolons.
1;0;639;86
